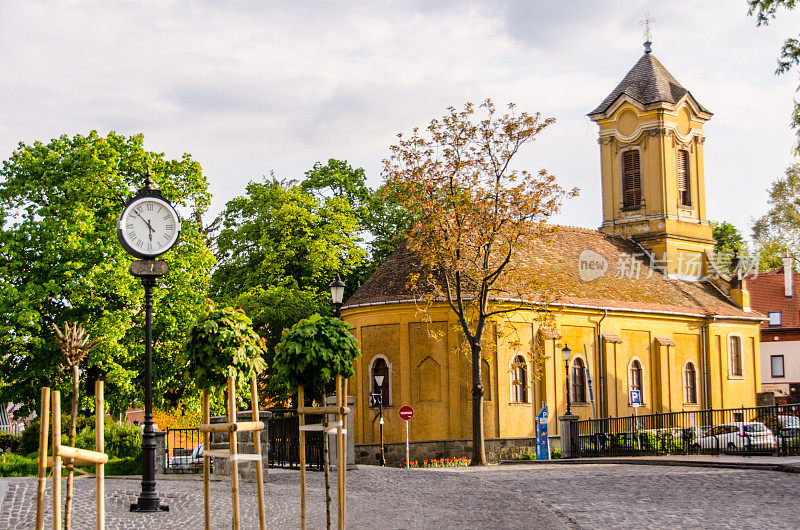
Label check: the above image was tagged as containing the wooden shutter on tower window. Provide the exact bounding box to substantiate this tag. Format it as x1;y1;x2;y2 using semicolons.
622;150;642;209
677;150;690;206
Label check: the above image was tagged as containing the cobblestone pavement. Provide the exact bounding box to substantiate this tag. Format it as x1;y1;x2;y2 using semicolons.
1;464;798;529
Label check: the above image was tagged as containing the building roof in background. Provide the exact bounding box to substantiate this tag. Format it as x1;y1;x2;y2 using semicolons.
345;226;758;320
746;267;800;330
589;51;709;116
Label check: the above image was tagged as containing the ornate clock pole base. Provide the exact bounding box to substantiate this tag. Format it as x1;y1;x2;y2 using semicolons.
129;260;170;513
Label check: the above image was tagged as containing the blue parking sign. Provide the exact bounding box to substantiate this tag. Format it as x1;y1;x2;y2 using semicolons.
535;402;550;460
629;389;642;408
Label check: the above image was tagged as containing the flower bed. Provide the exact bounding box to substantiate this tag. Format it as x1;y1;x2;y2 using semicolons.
399;456;470;468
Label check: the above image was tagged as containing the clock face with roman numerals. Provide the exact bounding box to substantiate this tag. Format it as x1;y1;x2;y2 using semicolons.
116;197;181;259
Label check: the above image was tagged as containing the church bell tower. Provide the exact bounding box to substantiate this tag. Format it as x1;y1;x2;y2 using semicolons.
588;41;716;279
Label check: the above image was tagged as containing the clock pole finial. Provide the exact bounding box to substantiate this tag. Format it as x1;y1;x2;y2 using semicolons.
144;166;154;190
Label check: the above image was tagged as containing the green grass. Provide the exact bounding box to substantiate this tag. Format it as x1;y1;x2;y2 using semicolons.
0;453;141;477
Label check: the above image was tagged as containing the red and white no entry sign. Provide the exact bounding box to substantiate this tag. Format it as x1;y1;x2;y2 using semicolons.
399;405;414;420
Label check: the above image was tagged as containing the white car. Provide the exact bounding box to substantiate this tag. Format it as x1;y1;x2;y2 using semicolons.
167;443;203;469
695;422;776;452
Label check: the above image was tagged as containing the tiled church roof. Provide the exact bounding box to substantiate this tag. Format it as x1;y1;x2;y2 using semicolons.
344;226;760;320
588;51;710;116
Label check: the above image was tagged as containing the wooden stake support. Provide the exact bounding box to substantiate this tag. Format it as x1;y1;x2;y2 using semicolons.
200;376;266;530
297;375;349;530
35;381;108;530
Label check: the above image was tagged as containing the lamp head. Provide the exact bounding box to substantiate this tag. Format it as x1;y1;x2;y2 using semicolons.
329;278;346;305
374;375;385;387
561;344;572;362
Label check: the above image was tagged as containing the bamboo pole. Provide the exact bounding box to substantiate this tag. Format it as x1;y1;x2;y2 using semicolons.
227;377;241;530
250;377;266;530
203;390;211;530
298;385;306;530
52;390;62;530
342;378;348;526
56;446;107;464
335;375;343;530
35;387;50;530
95;380;105;530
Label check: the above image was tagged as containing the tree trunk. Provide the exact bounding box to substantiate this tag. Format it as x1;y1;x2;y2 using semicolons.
321;388;332;530
65;363;79;530
470;343;488;466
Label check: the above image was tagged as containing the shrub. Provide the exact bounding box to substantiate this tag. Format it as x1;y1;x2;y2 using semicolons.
0;453;37;477
75;421;141;459
0;432;22;454
515;450;536;461
551;448;561;459
19;413;96;455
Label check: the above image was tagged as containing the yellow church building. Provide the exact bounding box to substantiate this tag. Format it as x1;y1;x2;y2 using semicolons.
342;43;764;459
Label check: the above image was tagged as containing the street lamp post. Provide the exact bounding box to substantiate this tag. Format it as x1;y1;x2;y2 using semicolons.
329;278;345;318
373;375;386;466
562;344;572;416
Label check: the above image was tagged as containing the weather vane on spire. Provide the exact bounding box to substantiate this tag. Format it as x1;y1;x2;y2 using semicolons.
640;12;654;53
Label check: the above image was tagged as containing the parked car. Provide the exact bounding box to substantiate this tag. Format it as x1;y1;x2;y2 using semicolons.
776;415;800;439
694;422;776;452
167;442;203;469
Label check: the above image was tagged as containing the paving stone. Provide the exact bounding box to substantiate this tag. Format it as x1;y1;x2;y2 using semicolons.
1;464;798;528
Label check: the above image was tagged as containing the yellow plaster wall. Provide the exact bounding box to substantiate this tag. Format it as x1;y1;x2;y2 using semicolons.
345;303;761;445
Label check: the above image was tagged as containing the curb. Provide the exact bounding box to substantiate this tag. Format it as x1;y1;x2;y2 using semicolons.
500;458;800;473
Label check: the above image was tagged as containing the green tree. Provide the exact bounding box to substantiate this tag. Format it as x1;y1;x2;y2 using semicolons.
752;163;800;270
181;300;267;397
749;0;800;152
0;131;215;417
273;314;360;529
212;178;366;298
711;221;745;257
300;159;414;275
384;100;576;465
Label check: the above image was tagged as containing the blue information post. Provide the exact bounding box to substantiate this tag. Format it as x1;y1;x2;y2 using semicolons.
535;402;550;461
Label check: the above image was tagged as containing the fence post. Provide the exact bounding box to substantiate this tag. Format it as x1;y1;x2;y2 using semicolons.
559;413;580;458
154;431;167;477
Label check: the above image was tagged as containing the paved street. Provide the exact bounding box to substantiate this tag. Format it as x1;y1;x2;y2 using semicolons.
1;463;799;528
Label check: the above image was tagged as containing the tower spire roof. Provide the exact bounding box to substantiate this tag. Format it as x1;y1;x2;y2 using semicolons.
588;51;709;117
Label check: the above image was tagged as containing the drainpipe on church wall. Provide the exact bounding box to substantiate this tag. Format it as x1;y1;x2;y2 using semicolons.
597;309;608;418
701;317;715;409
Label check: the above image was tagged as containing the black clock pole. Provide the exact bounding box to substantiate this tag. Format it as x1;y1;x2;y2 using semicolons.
130;260;169;512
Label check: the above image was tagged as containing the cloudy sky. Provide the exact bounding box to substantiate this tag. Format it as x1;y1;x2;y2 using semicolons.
2;0;799;236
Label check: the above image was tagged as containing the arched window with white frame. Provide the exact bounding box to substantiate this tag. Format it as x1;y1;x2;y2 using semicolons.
629;359;644;404
369;355;392;407
571;357;587;403
684;361;698;404
729;335;743;377
510;355;528;403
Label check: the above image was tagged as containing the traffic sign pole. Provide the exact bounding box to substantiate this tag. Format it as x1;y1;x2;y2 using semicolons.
405;420;409;469
398;405;414;468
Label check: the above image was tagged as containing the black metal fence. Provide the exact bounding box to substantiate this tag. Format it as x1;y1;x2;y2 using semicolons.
574;403;800;458
267;408;324;470
165;427;203;473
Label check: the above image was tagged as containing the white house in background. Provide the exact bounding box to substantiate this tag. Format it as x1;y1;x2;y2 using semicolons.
0;402;29;434
748;256;800;403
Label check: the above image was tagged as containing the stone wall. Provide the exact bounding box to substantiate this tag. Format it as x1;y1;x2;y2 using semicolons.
355;436;540;466
210;409;272;482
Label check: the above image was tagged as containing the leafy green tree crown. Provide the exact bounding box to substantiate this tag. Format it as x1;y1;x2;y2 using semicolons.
0;131;214;416
182;301;267;394
274;314;361;391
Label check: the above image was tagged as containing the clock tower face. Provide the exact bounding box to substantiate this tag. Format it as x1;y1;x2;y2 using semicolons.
117;197;181;259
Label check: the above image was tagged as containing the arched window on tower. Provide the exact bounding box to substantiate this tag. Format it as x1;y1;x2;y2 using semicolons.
622;150;642;210
677;149;691;207
510;355;528;403
684;362;698;404
571;357;587;403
